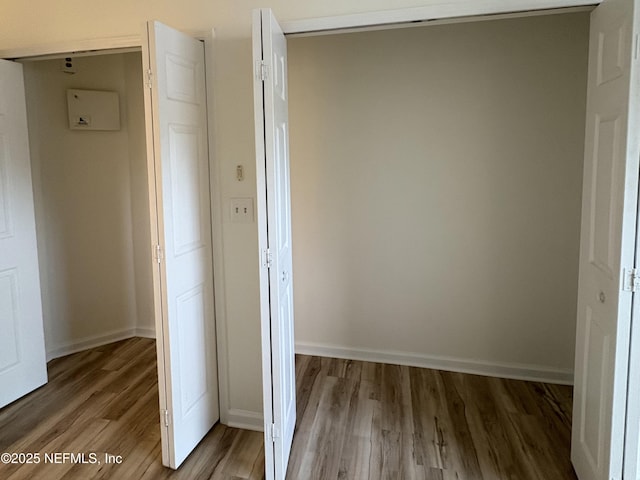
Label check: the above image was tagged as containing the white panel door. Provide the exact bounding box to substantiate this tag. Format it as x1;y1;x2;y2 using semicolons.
0;59;47;408
572;1;640;479
253;8;296;480
142;21;218;469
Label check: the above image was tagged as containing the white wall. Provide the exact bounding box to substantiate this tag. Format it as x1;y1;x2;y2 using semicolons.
288;13;589;381
23;52;152;359
0;0;594;422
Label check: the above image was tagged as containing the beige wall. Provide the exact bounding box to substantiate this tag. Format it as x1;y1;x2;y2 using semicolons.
23;53;152;358
288;13;589;376
0;0;591;419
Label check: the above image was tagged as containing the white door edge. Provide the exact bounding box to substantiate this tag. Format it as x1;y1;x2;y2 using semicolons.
252;8;277;480
141;20;173;467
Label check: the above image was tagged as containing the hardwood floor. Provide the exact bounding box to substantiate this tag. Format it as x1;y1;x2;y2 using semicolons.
288;355;577;480
0;338;264;480
0;339;576;480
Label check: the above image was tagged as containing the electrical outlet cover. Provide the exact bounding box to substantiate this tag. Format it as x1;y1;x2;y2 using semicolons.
230;198;254;223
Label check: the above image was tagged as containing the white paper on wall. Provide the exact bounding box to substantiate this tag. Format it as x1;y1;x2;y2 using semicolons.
67;89;120;131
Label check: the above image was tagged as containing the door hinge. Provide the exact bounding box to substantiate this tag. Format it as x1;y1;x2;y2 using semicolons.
262;248;273;269
155;244;164;264
256;60;268;81
269;423;280;442
623;267;640;292
163;409;170;427
145;69;153;89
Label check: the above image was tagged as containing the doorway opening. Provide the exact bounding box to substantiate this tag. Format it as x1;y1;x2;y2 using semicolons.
283;10;589;478
20;51;154;360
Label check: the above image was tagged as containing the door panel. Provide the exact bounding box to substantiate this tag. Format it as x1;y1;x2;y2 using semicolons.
142;21;218;469
0;59;47;409
590;115;619;276
253;8;297;480
572;1;640;479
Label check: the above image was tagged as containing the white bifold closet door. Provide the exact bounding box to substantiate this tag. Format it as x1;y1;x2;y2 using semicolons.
572;0;640;480
0;59;48;409
142;21;219;469
253;8;297;480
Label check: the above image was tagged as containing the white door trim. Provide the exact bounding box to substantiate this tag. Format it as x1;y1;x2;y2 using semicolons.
0;36;142;60
281;0;601;34
0;30;212;61
285;6;594;38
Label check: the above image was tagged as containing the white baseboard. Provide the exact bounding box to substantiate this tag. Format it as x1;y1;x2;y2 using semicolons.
46;327;156;361
295;342;574;385
224;408;264;432
135;327;156;339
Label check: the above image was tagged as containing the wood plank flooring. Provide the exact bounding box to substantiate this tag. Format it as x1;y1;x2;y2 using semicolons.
0;338;264;480
0;339;577;479
288;355;577;480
